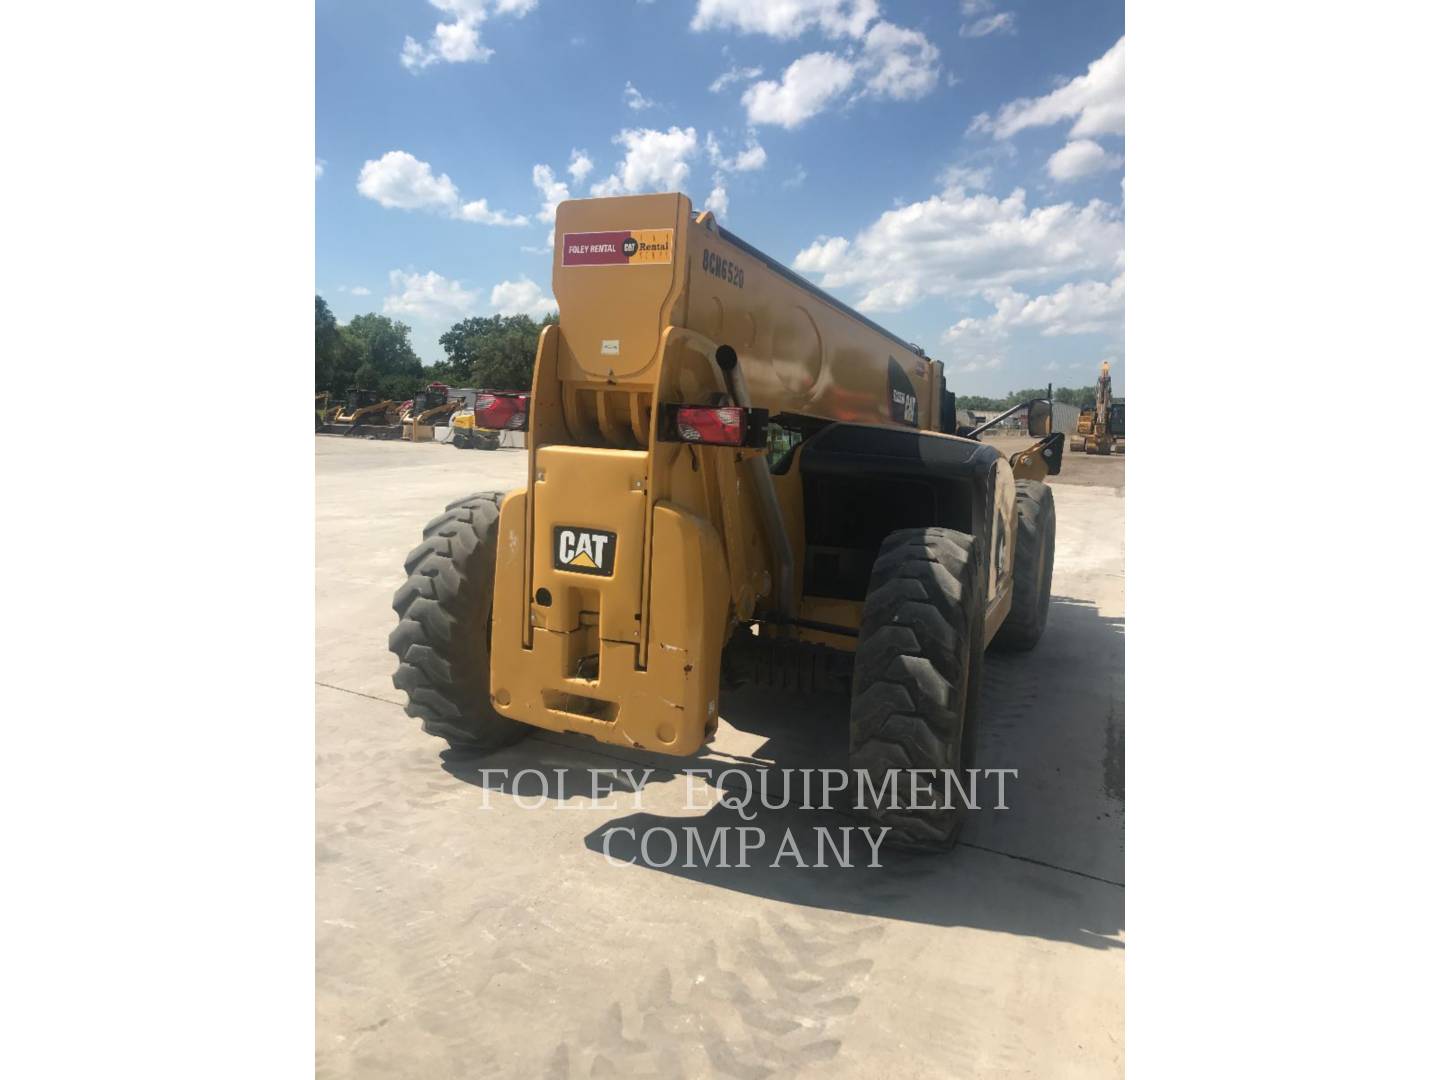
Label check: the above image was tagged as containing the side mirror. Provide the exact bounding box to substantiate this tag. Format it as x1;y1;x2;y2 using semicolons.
1027;401;1053;437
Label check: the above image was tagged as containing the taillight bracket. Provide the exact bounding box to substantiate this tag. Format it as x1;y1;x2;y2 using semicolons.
657;403;770;448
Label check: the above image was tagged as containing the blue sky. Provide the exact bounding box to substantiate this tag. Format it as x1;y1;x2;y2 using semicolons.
317;0;1124;395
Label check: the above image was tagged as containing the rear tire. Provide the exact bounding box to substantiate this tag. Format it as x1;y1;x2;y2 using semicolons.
848;527;983;851
389;492;528;751
993;480;1056;652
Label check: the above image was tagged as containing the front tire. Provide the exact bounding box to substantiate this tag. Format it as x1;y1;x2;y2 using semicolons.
993;480;1056;652
848;527;983;851
389;492;527;750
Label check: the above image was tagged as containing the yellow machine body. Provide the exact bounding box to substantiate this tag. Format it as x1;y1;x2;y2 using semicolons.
485;193;1035;755
403;398;463;442
319;391;400;436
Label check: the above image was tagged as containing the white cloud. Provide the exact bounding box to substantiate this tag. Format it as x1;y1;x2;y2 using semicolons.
432;17;489;63
567;149;593;183
1002;276;1125;335
782;165;807;189
532;163;569;221
980;37;1125;139
343;285;371;296
1062;355;1119;373
1046;139;1122;182
955;356;1002;374
705;131;767;172
400;0;536;72
705;183;730;219
531;163;569;245
709;64;763;92
315;158;326;179
858;20;939;101
696;130;763;221
742;52;856;128
940;316;996;344
939;163;993;190
791;182;1124;312
384;269;554;323
589;126;699;195
732;142;767;171
384;269;482;320
736;21;940;127
539;130;698;243
358;150;528;224
623;81;657;110
792;235;849;272
943;275;1125;341
690;0;878;40
457;198;529;225
490;276;555;319
358;151;460;211
401;38;430;69
959;12;1015;38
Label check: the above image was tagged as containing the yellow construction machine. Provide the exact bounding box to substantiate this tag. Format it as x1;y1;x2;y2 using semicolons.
318;389;402;437
1070;361;1125;455
402;383;465;441
389;193;1064;850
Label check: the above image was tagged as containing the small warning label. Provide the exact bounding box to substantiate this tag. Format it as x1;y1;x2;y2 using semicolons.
562;229;673;267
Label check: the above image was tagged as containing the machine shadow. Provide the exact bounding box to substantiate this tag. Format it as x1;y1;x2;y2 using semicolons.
442;595;1124;947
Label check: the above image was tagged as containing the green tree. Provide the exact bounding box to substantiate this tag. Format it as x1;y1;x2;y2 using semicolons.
1053;385;1096;410
954;395;1007;411
342;313;423;376
315;295;340;390
954;386;1098;414
327;312;424;397
438;313;555;391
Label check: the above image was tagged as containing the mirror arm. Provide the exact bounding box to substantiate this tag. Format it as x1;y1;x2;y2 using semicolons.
966;395;1050;439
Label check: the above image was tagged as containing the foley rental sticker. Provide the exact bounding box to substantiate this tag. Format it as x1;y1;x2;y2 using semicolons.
562;229;673;267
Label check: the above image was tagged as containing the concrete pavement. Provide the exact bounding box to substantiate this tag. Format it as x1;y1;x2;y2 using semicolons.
316;437;1124;1079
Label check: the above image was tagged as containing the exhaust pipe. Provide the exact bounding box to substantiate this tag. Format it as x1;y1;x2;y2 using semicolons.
715;345;796;623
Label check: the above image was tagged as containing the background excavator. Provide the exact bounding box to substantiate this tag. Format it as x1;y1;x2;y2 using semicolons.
317;389;402;437
401;383;465;441
388;192;1065;852
1071;361;1126;455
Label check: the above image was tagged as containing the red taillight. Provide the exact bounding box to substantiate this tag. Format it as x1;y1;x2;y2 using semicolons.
473;392;529;431
660;403;768;447
677;406;744;445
